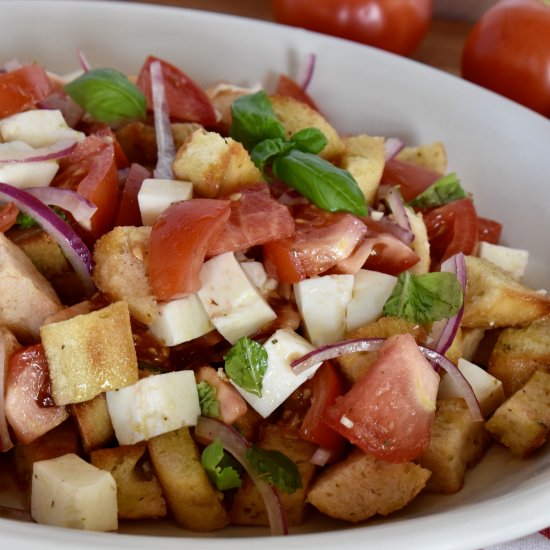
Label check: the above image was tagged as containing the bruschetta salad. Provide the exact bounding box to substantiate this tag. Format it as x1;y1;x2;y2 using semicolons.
0;53;549;535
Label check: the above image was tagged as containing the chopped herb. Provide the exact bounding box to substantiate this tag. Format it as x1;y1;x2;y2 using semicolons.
224;337;268;397
408;172;466;208
201;438;242;491
246;445;302;494
197;381;221;419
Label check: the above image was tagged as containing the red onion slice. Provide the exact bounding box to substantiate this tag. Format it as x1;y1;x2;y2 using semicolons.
150;60;175;180
25;187;97;230
0;183;95;296
0;335;14;452
297;53;317;91
195;416;288;536
291;337;482;421
309;446;332;467
77;49;91;72
0;139;77;163
378;185;412;234
384;137;405;160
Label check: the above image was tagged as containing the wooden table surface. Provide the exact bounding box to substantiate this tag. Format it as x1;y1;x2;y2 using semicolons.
123;0;472;76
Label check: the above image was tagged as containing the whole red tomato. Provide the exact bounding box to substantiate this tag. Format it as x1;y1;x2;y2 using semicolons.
271;0;433;56
461;0;550;117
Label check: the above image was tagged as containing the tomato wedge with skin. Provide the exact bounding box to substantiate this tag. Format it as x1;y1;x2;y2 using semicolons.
53;135;118;238
206;184;295;257
115;163;151;227
136;56;217;126
263;205;367;284
478;216;502;244
380;158;441;202
0;64;53;118
275;74;319;111
323;333;439;463
148;199;231;300
0;202;18;233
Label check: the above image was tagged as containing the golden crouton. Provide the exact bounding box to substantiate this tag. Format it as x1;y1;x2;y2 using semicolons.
486;370;550;457
93;226;158;325
462;256;550;329
172;128;264;198
230;424;317;527
40;301;139;405
405;207;431;275
339;317;428;382
71;394;115;454
307;450;431;522
91;442;167;520
488;315;550;396
418;398;490;494
340;135;385;205
270;95;345;161
461;327;486;361
148;427;228;531
396;142;447;175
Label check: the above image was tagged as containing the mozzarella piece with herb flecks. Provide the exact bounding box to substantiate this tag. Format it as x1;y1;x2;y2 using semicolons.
31;453;117;531
106;370;200;445
137;178;193;226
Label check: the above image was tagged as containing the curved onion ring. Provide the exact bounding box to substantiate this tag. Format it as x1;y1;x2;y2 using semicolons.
291;337;483;422
298;53;316;91
0;139;77;163
378;185;412;234
195;416;288;536
384;137;405;160
0;183;95;296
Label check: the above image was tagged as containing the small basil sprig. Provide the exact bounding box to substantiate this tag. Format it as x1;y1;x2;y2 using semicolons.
201;438;242;491
197;381;221;419
224;336;268;397
230;91;367;216
408;173;466;209
246;445;302;494
65;68;147;124
383;271;463;324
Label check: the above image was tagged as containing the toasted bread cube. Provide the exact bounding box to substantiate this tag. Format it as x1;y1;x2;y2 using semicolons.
340;135;385;205
405;207;431;275
486;370;550;457
71;394;115;454
462;256;550;328
270;95;345;161
41;301;139;405
395;142;447;175
148;427;228;531
307;450;431;522
172;128;263;198
339;317;428;382
418;398;491;494
90;442;167;520
461;327;486;361
488;315;550;396
93;226;158;325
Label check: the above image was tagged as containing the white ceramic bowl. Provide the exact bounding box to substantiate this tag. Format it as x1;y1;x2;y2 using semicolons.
1;2;550;549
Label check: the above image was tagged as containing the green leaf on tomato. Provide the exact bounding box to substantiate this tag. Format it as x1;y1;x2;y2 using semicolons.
408;173;467;209
224;336;268;397
196;381;221;419
272;149;368;216
201;438;242;491
246;444;302;494
65;68;147;124
383;271;463;324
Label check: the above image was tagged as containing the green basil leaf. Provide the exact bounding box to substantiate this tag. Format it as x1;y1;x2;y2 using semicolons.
383;271;463;324
289;127;328;155
272;149;367;216
201;438;242;491
16;206;67;229
197;381;221;419
246;445;302;494
409;172;466;209
229;90;285;150
224;337;268;397
65;68;147;124
251;137;294;173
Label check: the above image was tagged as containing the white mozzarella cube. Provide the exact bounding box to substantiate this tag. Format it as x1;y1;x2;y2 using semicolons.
232;328;322;418
478;241;529;280
149;294;213;346
137;178;193;226
438;357;505;417
198;252;277;344
240;260;278;294
346;269;397;332
31;453;117;531
0;141;59;188
106;370;200;445
0;109;85;148
294;274;354;346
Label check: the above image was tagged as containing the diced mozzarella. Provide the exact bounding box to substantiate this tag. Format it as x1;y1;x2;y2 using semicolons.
478;241;529;281
346;269;397;332
137;178;193;226
294;274;354;346
148;294;213;346
0;109;85;147
438;357;505;417
232;328;322;418
0;141;59;188
106;370;200;445
240;260;278;295
198;252;277;344
31;453;117;531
